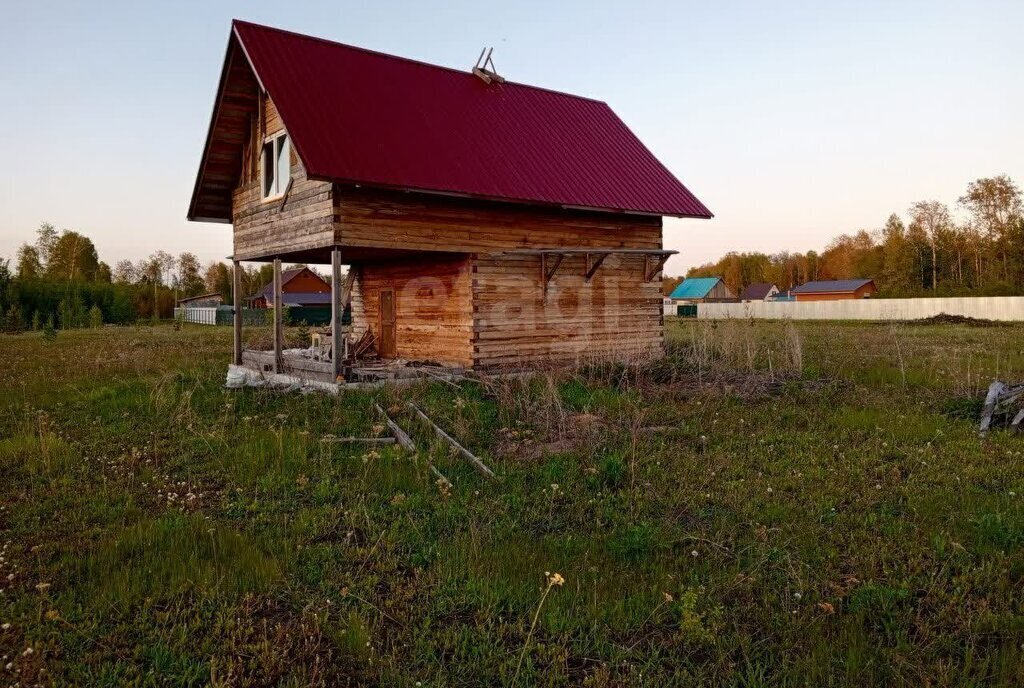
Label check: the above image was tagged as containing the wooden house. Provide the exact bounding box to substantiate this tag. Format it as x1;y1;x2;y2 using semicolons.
187;20;711;376
739;282;779;302
248;266;331;308
668;277;736;303
176;292;224;308
790;279;877;302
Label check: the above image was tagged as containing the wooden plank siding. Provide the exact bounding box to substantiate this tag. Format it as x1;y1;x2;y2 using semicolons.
263;97;283;137
704;280;737;302
232;163;334;260
232;95;335;261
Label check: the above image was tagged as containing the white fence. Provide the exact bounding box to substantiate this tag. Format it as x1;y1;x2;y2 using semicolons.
695;297;1024;322
174;307;220;325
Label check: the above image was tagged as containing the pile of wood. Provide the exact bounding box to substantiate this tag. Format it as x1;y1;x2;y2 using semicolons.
349;330;377;361
980;381;1024;433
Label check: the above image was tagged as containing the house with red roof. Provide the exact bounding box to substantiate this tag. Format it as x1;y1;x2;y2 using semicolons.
791;279;877;302
188;20;711;375
247;267;331;308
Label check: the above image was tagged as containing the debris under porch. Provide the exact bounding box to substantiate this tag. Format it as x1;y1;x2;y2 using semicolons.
238;348;467;387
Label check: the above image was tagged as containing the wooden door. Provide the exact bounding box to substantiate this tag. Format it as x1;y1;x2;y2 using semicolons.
378;288;397;358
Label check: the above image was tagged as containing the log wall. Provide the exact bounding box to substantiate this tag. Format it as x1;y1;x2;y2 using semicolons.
334;187;666;369
232;94;334;261
232;163;335;260
335;187;662;252
349;255;474;368
471;253;663;368
232;161;667;367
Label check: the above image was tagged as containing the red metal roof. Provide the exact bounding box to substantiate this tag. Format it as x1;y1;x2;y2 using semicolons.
230;20;711;218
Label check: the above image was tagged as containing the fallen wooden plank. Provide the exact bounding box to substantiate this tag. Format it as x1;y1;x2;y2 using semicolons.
1011;407;1024;432
374;402;452;488
320;436;396;444
413;367;462;389
408;402;495;479
374;403;416;452
429;464;453;489
996;384;1024;408
980;381;1006;433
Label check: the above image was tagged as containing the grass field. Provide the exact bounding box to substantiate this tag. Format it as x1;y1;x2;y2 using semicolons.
1;319;1023;686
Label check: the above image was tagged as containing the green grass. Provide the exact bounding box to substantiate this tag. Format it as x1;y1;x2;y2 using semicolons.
0;320;1022;686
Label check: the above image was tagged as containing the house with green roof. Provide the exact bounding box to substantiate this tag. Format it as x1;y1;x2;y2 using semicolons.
668;277;737;303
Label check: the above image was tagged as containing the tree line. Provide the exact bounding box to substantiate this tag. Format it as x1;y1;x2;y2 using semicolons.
679;175;1024;297
0;223;296;333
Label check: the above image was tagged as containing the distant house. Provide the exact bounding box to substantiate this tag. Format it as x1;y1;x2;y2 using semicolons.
770;289;795;302
668;277;737;303
740;283;779;302
177;292;224;307
790;279;877;302
249;267;331;308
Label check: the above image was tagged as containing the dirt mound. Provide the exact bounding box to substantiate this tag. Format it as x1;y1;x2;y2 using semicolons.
911;313;1004;327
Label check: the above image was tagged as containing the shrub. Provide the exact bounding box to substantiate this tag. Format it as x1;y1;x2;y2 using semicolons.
42;315;57;341
89;304;103;328
3;303;23;332
295;320;311;347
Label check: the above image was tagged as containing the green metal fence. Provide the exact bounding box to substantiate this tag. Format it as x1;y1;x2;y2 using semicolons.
212;307;266;326
677;304;698;318
207;307;352;327
178;305;352;327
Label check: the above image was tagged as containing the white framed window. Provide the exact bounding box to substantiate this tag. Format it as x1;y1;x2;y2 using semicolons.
261;132;291;199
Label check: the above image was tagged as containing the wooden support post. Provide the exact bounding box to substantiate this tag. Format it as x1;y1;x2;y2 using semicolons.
408;402;495;479
374;403;416;452
232;259;242;365
374;402;453;488
273;258;283;373
331;248;343;380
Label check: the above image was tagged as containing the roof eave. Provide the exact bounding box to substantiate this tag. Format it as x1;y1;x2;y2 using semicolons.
186;31;240;223
198;20;716;224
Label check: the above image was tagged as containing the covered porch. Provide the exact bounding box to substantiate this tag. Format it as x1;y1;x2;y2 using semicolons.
229;244;469;385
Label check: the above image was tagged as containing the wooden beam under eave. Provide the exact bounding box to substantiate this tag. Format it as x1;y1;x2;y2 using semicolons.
331;248;343;380
644;254;670;282
232;259;242;365
273;258;283;373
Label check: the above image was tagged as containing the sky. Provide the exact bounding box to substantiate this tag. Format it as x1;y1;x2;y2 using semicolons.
1;0;1021;275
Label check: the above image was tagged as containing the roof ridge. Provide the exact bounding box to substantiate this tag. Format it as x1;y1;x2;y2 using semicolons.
231;18;609;106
